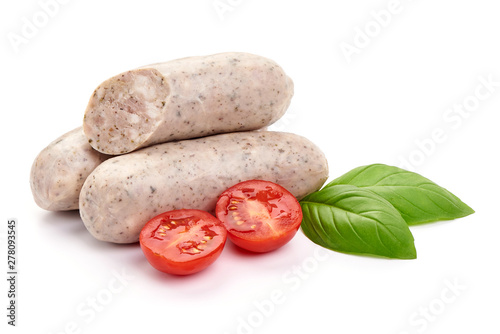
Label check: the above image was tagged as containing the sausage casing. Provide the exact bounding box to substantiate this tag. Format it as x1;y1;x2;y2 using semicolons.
83;52;294;155
80;131;328;243
30;127;110;211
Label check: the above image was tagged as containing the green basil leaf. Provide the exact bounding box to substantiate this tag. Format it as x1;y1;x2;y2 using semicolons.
300;185;417;259
325;164;474;225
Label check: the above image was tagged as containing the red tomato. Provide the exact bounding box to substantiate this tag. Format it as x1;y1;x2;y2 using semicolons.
215;180;303;253
139;209;227;275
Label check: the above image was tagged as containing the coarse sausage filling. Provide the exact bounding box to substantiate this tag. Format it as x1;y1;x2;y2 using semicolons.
84;69;170;154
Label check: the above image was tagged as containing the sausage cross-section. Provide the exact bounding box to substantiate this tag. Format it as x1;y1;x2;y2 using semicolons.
80;131;328;243
83;52;294;155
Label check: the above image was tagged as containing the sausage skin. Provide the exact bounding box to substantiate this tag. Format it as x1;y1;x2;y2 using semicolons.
80;131;328;243
30;127;110;211
83;52;294;155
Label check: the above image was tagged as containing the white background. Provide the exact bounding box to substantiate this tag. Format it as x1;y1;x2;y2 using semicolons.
1;0;499;333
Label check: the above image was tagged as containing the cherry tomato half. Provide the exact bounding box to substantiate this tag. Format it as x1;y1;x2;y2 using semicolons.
139;209;227;275
215;180;303;253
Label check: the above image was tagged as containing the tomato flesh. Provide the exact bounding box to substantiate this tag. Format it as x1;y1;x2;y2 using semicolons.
215;180;303;252
139;209;227;275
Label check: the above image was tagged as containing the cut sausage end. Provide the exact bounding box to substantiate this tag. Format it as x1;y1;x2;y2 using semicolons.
83;68;170;155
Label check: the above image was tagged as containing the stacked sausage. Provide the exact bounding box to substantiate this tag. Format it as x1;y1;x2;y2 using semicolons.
30;52;329;243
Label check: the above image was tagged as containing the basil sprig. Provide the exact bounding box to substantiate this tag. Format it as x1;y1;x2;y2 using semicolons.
326;164;475;225
301;185;417;259
300;164;474;259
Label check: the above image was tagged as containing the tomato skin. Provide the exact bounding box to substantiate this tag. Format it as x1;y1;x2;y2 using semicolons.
215;180;303;253
139;209;227;275
227;227;299;253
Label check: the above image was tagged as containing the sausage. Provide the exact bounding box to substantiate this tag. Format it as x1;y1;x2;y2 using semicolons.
30;127;111;211
83;52;294;155
80;131;328;243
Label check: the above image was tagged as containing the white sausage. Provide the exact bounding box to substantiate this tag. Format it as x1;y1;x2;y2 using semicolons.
80;131;328;243
30;127;110;211
83;52;293;155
